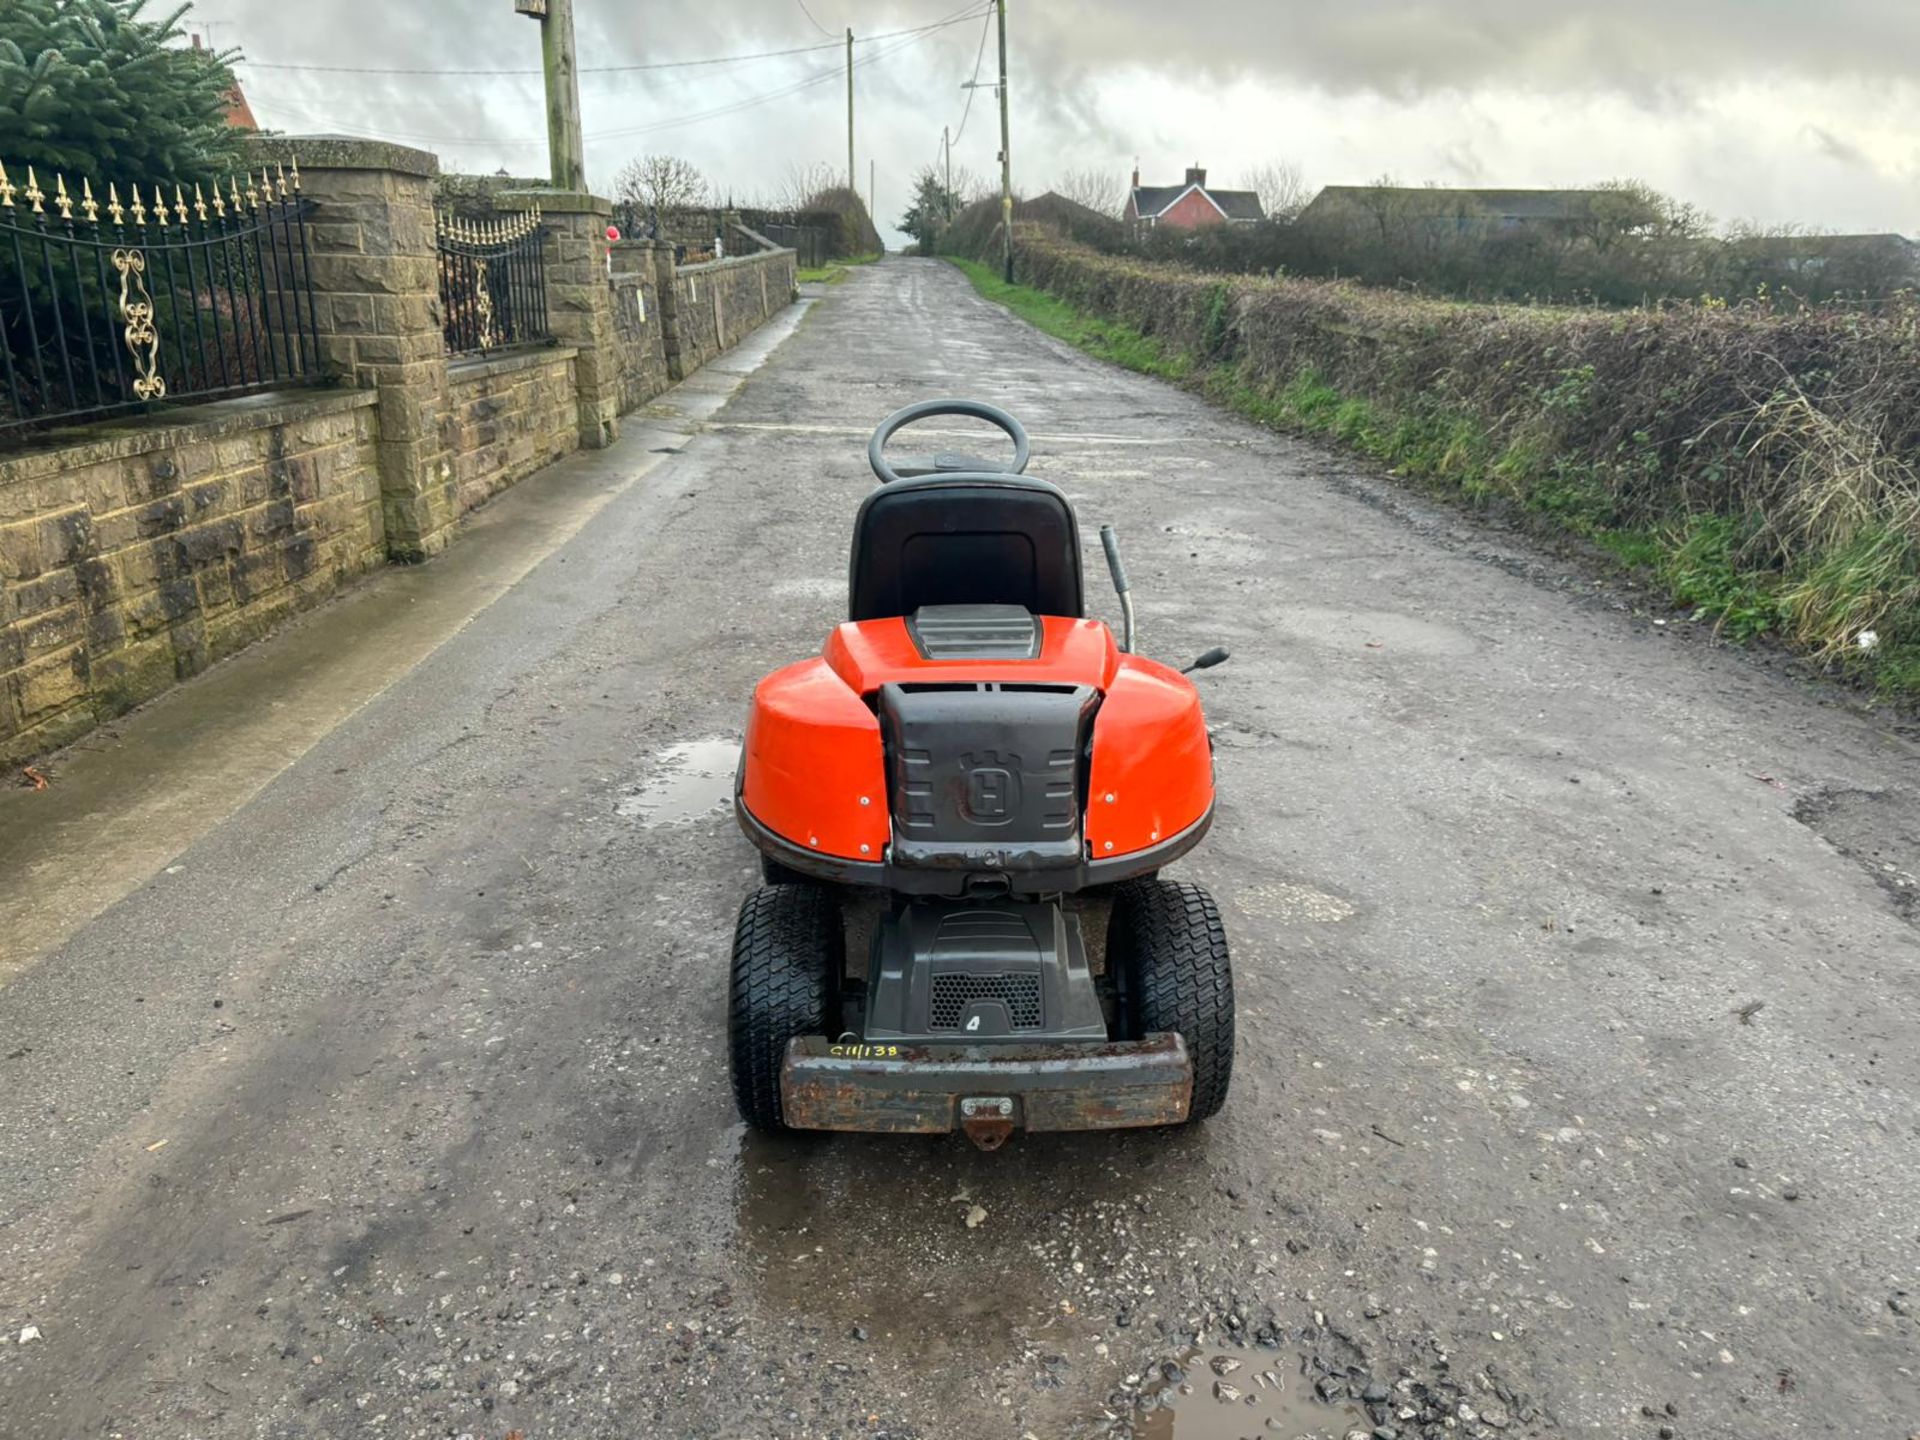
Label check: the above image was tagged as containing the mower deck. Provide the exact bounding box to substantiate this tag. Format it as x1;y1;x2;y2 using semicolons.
780;1033;1192;1150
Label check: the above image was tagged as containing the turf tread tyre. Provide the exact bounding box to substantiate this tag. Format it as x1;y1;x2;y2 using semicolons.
1110;879;1235;1121
729;884;841;1131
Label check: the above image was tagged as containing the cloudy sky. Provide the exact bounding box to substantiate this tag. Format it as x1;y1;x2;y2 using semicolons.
215;1;1920;246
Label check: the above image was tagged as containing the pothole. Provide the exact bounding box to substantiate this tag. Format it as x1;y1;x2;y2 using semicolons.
1138;1344;1365;1439
1237;881;1357;924
1792;786;1920;920
1271;606;1478;657
615;739;739;825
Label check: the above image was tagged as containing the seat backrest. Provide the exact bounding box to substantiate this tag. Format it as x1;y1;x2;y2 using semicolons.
848;473;1084;621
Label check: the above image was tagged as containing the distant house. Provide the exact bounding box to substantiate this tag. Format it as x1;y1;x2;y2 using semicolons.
1724;232;1920;286
1298;186;1656;238
1125;165;1265;232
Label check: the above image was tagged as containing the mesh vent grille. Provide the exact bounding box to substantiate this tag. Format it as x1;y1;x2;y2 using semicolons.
929;971;1043;1031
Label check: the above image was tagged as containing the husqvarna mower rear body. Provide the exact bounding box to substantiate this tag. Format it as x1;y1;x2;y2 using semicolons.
730;401;1234;1149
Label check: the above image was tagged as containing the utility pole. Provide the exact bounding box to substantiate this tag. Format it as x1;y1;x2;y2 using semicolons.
995;0;1012;283
943;126;953;222
518;0;585;190
846;28;856;196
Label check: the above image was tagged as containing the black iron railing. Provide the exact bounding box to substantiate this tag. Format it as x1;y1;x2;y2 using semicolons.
437;208;550;356
0;159;319;438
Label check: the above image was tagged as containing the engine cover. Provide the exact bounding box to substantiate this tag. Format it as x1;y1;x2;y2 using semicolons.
863;900;1108;1042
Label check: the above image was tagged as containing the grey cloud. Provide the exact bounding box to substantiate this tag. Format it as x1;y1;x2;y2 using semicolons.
1013;1;1920;97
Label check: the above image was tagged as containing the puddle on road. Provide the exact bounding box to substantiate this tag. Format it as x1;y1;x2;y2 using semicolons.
615;739;739;825
1139;1345;1364;1440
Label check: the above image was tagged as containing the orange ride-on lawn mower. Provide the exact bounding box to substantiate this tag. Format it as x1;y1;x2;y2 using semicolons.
730;400;1233;1150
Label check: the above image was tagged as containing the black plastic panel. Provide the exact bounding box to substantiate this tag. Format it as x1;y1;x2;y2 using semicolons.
864;900;1108;1042
878;681;1097;872
908;604;1041;661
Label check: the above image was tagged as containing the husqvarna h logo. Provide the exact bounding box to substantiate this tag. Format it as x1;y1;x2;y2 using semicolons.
959;754;1020;826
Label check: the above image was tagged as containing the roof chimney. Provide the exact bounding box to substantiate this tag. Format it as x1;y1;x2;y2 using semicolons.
1131;161;1140;191
1185;164;1207;189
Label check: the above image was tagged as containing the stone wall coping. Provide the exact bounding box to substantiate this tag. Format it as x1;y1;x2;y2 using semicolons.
677;249;797;277
0;388;378;486
447;346;581;386
497;188;613;217
244;134;439;178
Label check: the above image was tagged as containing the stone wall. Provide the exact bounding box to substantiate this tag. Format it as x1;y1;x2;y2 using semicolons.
610;251;672;413
442;350;581;514
671;251;798;377
0;136;798;763
1;391;382;761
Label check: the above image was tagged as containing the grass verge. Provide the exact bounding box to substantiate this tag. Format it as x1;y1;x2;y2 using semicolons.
945;257;1920;700
798;252;883;285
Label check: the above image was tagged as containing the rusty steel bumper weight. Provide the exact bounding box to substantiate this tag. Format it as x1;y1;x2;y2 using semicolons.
780;1034;1193;1150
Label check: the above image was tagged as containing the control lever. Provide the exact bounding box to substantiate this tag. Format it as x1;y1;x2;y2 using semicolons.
1182;647;1231;674
1099;524;1135;654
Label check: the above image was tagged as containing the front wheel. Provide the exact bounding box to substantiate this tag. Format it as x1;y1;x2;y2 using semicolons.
1109;879;1235;1121
729;885;841;1130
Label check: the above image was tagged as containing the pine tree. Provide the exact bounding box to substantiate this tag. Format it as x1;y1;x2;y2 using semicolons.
0;0;247;185
898;167;961;253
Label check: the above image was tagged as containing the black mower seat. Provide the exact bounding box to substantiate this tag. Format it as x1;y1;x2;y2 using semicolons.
848;472;1085;622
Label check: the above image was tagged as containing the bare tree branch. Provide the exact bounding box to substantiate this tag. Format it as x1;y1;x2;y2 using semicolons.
1052;167;1125;218
612;154;709;215
1242;161;1312;222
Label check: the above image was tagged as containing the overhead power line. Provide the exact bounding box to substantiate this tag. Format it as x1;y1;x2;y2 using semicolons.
234;9;985;77
794;0;838;41
256;15;977;150
947;4;995;148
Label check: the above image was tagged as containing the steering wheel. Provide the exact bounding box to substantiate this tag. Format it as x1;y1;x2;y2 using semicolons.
867;399;1031;485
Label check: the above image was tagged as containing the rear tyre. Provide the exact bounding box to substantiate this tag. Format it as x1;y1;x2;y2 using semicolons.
1109;879;1235;1122
729;884;842;1131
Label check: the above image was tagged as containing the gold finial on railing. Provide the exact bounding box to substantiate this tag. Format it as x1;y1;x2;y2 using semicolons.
275;162;289;199
192;183;208;222
173;184;189;225
151;183;169;228
0;161;15;209
106;181;125;225
53;173;73;221
244;170;260;209
128;185;147;226
226;175;241;214
24;166;45;214
80;176;99;223
288;155;301;192
210;181;226;220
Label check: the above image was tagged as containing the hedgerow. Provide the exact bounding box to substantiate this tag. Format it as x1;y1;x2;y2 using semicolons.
950;229;1920;698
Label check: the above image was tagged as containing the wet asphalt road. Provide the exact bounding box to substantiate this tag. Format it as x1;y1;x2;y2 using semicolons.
1;258;1918;1440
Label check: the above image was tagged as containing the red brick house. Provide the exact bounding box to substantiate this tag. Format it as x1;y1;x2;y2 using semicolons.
1124;165;1265;232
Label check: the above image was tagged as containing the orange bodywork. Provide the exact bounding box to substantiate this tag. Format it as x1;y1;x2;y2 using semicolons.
740;658;890;860
1084;655;1212;857
742;616;1213;864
